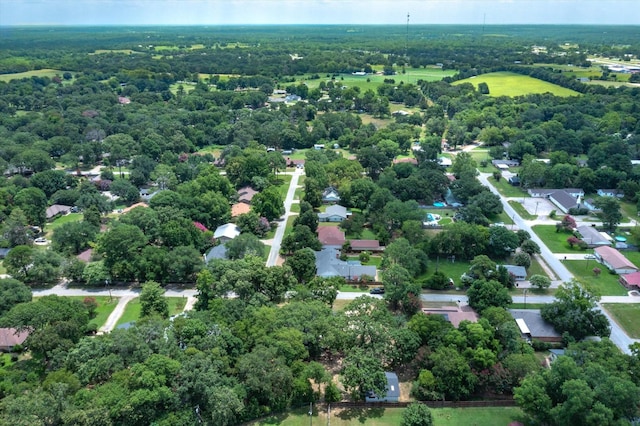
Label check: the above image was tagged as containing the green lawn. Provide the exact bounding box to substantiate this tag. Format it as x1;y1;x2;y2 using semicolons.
347;255;383;267
453;71;580;97
508;201;536;220
0;261;6;275
509;303;548;310
489;211;514;225
527;257;548;279
490;177;529;198
531;225;588;253
252;406;524;426
68;296;119;329
619;200;638;221
275;174;293;199
44;213;83;234
602;304;640;338
115;297;186;327
418;259;472;288
563;260;628;296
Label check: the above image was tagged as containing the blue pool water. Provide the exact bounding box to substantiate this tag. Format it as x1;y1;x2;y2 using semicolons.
433;202;445;207
426;213;435;221
615;236;627;242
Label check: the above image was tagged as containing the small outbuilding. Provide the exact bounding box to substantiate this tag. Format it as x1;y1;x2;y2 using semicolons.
213;224;241;243
318;205;351;222
365;372;400;403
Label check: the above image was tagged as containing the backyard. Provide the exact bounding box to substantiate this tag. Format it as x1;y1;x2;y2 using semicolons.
531;225;592;253
489;177;528;198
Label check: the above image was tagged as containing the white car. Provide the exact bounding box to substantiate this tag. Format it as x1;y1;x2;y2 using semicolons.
584;254;596;260
34;237;48;243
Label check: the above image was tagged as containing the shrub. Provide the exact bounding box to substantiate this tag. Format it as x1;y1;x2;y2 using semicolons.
424;271;451;290
513;252;531;269
549;210;557;219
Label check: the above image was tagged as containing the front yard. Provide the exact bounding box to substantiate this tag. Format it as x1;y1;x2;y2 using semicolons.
531;225;594;254
563;260;628;296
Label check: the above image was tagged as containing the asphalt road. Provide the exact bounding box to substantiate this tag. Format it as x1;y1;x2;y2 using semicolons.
266;167;303;267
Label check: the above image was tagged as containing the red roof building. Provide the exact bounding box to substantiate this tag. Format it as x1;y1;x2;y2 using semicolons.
620;271;640;289
0;328;29;351
349;239;384;252
317;226;346;247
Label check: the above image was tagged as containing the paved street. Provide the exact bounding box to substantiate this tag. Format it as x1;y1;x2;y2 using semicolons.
266;167;303;267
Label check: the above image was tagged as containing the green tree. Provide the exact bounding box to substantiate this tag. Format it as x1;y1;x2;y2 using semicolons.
0;278;32;316
51;221;98;255
429;346;477;401
14;187;47;227
487;226;520;259
520;239;540;255
1;208;32;247
139;281;169;319
467;279;512;312
529;274;551;290
340;348;387;400
3;245;34;281
595;196;623;233
252;186;284;221
286;248;317;283
225;233;266;260
540;281;610;340
401;403;434;426
513;252;531;269
96;223;147;281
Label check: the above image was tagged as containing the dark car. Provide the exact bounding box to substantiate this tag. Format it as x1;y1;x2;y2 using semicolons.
369;287;385;295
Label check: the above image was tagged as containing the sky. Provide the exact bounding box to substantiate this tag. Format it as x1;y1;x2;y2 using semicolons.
1;0;639;26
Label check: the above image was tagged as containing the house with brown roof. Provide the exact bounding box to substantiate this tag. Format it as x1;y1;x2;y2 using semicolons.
594;246;639;274
349;239;384;252
0;328;29;352
237;186;258;204
46;204;72;220
422;306;479;328
317;226;346;247
231;203;251;217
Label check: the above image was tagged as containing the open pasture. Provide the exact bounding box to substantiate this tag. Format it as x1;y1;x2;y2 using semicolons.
454;72;580;97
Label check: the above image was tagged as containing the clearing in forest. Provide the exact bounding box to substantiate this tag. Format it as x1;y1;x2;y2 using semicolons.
454;71;580;97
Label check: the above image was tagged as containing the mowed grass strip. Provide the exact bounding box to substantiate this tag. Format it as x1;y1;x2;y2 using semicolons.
251;406;524;426
490;177;529;198
0;69;71;82
508;201;536;220
602;304;640;338
453;72;580;97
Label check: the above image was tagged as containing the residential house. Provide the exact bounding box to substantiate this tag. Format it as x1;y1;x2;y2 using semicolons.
318;205;351;222
365;372;400;403
510;309;562;343
204;244;228;263
314;247;377;280
597;189;624;198
317;226;346;247
213;223;241;243
527;188;585;214
422;306;479;328
594;246;639;274
321;186;341;204
231;203;251;217
0;328;29;352
349;240;384;252
582;198;600;212
619;271;640;289
46;204;71;220
237;186;258;204
575;226;612;247
392;157;418;165
492;159;520;168
502;265;527;281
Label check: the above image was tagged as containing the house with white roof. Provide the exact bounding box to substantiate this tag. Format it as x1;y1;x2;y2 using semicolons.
213;223;241;243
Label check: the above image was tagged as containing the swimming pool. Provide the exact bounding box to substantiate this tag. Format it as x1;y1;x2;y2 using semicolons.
615;236;627;242
433;202;446;208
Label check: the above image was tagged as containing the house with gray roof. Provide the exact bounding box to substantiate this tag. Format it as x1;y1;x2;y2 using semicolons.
576;226;612;247
46;204;72;220
510;309;562;343
315;247;377;280
318;205;351;222
213;223;241;243
204;244;228;263
502;265;527;280
321;187;341;204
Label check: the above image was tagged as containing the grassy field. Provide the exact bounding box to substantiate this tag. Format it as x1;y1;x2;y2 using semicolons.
490;177;528;198
527;257;548;279
0;68;72;82
418;259;472;288
602;304;640;338
563;260;628;296
115;297;187;327
275;174;293;199
508;201;536;220
252;406;524;426
68;296;118;329
531;225;588;253
299;67;456;92
453;72;580;97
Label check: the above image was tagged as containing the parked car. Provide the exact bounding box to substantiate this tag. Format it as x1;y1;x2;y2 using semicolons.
369;287;385;295
34;237;48;243
584;254;596;259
